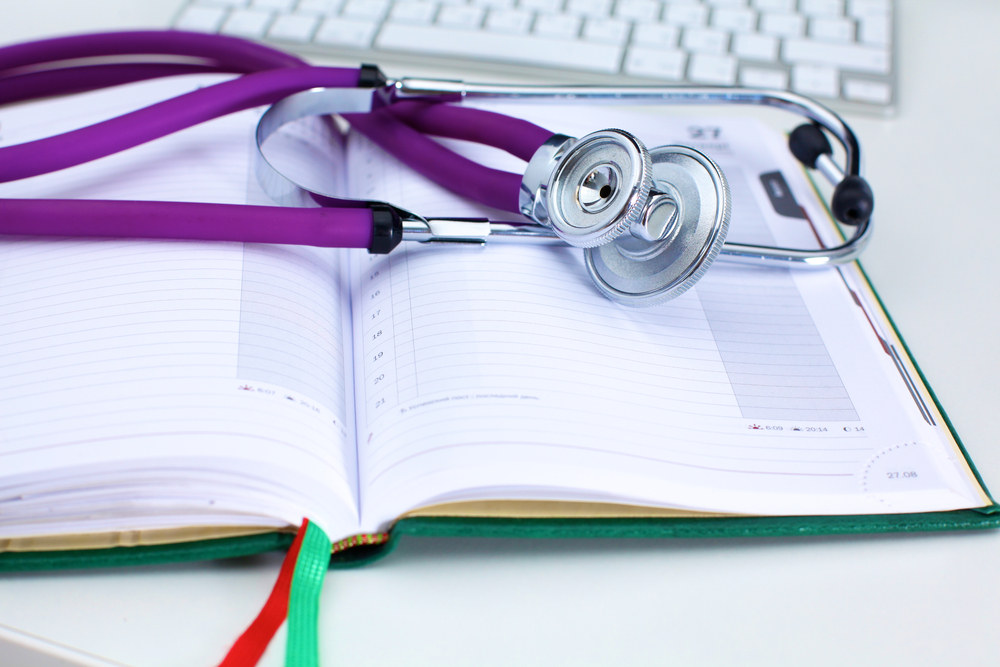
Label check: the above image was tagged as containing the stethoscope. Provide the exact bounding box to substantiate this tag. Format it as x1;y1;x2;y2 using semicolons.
0;30;873;306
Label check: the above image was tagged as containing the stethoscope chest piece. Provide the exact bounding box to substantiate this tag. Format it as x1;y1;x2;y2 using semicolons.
0;33;875;309
583;145;731;307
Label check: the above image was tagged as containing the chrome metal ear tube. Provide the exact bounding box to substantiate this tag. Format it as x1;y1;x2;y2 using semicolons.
391;79;872;269
391;79;861;174
256;87;378;207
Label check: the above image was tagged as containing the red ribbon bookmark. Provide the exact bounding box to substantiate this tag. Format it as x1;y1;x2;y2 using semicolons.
216;519;310;667
216;522;389;667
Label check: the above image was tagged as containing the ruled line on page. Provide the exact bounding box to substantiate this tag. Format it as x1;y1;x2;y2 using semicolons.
357;248;746;424
363;410;871;476
697;265;859;422
2;413;339;465
689;166;859;422
0;395;335;447
237;244;349;414
369;440;859;486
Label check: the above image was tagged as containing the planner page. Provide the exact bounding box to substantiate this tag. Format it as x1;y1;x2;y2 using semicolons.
347;106;988;532
0;76;362;542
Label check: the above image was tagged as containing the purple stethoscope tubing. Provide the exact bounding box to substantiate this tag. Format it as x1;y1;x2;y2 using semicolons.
0;31;555;251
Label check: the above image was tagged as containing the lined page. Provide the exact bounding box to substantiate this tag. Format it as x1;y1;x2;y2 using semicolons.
347;109;984;530
0;77;360;540
694;165;857;422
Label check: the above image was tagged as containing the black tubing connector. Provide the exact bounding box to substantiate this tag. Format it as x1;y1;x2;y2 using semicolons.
831;175;874;226
369;204;403;254
358;64;388;89
789;123;832;169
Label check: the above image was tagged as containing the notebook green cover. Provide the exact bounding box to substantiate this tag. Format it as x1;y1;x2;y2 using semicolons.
3;511;998;573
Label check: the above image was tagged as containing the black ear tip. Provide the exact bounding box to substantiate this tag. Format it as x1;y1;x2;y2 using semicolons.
831;175;874;226
789;123;832;169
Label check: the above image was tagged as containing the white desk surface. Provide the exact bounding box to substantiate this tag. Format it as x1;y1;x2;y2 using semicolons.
1;2;999;666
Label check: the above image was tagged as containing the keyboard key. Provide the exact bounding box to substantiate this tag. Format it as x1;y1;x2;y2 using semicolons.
268;13;319;40
792;63;838;97
200;0;247;7
665;4;708;27
583;17;630;44
708;0;746;7
760;12;804;36
438;6;486;28
534;13;582;38
682;28;729;54
632;23;680;48
294;0;342;14
376;23;624;72
221;9;273;38
625;47;687;79
740;65;788;88
175;6;228;32
809;17;854;42
615;0;661;21
341;0;388;20
844;78;890;103
388;2;437;24
485;9;533;33
519;0;563;11
472;0;516;7
566;0;612;17
732;32;778;60
752;0;793;11
783;38;889;73
315;17;378;46
799;0;843;16
847;0;890;18
689;53;737;84
712;8;756;32
859;14;889;45
252;0;295;11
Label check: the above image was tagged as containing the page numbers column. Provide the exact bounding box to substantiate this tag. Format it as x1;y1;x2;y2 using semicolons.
361;248;417;423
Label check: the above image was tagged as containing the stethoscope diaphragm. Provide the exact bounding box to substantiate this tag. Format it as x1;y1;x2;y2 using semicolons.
583;145;731;307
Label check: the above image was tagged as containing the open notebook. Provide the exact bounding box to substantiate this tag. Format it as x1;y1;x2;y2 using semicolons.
0;74;994;561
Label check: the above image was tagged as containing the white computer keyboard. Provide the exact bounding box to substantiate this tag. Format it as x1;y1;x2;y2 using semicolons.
173;0;895;115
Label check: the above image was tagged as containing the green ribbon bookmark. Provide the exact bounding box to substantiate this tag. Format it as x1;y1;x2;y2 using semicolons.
286;521;332;667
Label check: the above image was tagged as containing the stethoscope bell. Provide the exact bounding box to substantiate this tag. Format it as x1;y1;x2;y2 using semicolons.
582;145;731;307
